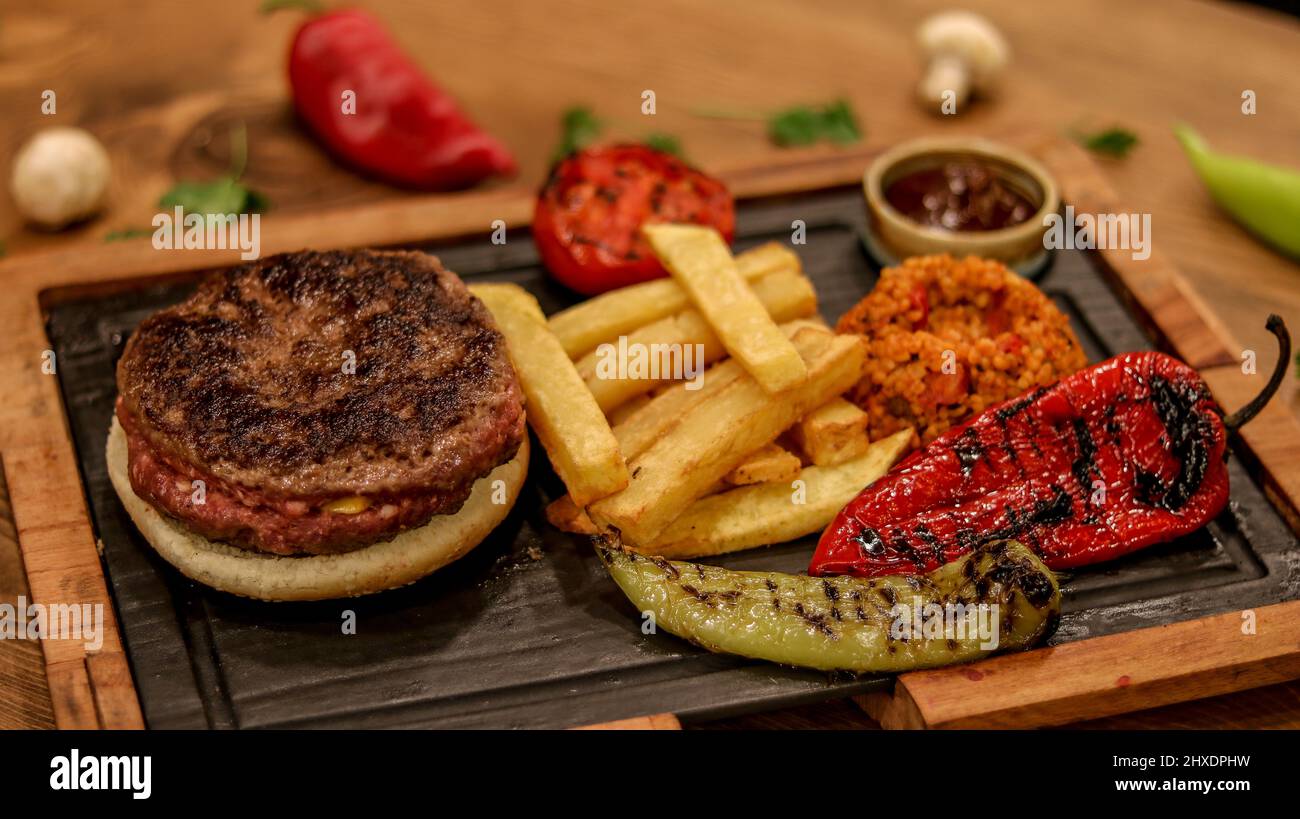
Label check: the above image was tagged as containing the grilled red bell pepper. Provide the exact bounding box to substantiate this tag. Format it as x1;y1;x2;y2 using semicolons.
286;8;516;189
811;316;1290;577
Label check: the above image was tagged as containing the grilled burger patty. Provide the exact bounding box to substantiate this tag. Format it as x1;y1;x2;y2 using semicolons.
115;249;525;555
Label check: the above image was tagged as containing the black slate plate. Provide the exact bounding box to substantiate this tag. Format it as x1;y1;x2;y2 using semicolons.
46;188;1300;729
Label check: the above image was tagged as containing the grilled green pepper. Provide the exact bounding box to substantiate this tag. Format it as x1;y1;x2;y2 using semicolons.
596;535;1059;674
1175;124;1300;259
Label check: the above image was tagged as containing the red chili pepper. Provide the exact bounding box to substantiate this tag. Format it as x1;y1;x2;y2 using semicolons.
810;316;1290;577
287;8;515;189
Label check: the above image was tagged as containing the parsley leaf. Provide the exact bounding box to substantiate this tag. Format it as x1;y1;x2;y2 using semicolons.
551;106;686;163
694;99;863;148
768;99;862;147
260;0;323;14
160;177;264;216
159;123;267;216
104;227;152;242
643;132;684;158
552;106;604;163
1074;127;1139;158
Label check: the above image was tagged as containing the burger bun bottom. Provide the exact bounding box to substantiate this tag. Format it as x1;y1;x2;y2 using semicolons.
106;417;528;601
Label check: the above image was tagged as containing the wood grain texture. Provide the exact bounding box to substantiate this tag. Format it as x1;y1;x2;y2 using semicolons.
858;600;1300;729
2;442;143;729
85;651;145;730
0;637;53;730
1202;365;1300;534
574;713;682;730
705;679;1300;730
1;0;1298;731
0;466;57;730
1065;679;1300;730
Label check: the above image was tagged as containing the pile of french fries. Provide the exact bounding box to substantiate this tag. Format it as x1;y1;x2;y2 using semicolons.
471;224;913;560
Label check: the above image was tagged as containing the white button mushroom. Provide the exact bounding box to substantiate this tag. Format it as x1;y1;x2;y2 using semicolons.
9;127;112;229
916;11;1010;114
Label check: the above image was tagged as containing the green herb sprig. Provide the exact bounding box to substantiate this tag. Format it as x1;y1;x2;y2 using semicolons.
643;132;684;158
551;106;685;163
552;107;605;163
260;0;323;14
767;100;861;147
693;98;863;148
104;227;152;243
160;123;268;216
1072;126;1139;158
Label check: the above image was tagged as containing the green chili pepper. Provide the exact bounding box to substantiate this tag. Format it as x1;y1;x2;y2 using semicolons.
596;535;1059;674
1174;124;1300;259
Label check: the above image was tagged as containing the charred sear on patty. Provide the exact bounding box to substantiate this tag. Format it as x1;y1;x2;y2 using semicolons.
116;250;525;501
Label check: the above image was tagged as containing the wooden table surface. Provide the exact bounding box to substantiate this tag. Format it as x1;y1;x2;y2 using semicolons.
2;0;1298;730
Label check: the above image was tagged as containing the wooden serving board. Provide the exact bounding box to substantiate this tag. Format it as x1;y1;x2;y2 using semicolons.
3;133;1299;730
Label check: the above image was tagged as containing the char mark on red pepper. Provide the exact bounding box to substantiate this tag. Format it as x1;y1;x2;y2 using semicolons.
1142;374;1216;511
952;427;985;476
810;317;1290;577
1070;417;1100;501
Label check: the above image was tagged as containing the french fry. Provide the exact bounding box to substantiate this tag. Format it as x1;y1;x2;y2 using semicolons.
574;313;707;413
644;224;808;394
749;270;818;322
649;381;679;398
607;393;651;427
472;284;628;506
612;321;832;462
587;329;867;545
614;359;747;462
575;269;816;411
469;282;547;322
723;443;802;486
550;421;828;533
548;408;896;538
547;242;800;358
644;429;914;559
545;495;598;535
790;397;872;466
788;315;830;332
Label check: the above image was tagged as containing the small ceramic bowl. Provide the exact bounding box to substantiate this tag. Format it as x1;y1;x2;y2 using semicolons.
862;137;1059;276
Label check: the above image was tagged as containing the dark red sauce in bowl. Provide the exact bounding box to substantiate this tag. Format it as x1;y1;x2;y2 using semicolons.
884;161;1035;232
